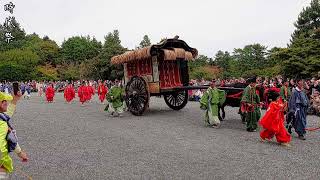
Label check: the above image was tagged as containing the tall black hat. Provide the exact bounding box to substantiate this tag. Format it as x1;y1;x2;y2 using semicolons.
294;76;303;83
247;76;257;83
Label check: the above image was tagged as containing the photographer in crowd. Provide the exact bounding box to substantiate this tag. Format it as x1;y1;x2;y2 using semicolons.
0;91;28;178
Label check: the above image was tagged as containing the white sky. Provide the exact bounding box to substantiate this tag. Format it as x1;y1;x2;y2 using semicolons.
0;0;312;56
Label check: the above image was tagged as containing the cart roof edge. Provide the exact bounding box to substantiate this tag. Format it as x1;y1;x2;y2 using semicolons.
111;38;198;65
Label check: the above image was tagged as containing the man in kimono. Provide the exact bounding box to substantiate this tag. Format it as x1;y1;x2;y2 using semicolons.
200;80;226;128
241;77;261;132
280;79;291;102
288;78;309;140
105;80;125;117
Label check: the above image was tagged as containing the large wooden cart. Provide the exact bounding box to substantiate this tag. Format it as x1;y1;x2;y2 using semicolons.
111;38;198;115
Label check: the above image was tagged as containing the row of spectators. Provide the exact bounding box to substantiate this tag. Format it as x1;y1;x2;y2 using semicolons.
0;80;124;94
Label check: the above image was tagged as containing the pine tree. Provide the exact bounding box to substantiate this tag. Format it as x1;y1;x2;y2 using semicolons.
291;0;320;42
139;35;151;48
282;0;320;78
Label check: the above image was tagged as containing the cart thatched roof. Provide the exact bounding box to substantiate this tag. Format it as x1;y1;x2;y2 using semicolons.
111;39;198;64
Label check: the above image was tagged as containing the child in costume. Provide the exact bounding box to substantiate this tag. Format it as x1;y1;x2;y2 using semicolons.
105;80;125;117
200;80;226;128
259;95;291;147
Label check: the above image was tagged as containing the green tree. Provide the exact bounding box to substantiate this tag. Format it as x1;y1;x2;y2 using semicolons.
139;35;151;48
233;44;267;75
282;0;320;78
0;49;39;69
23;33;59;64
90;30;126;80
189;55;210;70
61;36;101;63
35;63;59;80
291;0;320;41
213;50;234;77
57;63;80;80
0;63;31;81
0;49;40;80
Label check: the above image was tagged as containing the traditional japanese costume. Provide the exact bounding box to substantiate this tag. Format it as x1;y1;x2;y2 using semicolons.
288;87;309;136
200;87;226;126
45;86;55;102
259;97;291;143
64;85;75;103
241;85;261;131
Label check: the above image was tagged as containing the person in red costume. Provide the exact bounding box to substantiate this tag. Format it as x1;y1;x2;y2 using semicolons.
259;95;291;147
87;81;95;102
64;82;75;103
98;80;108;104
45;84;55;103
78;81;88;106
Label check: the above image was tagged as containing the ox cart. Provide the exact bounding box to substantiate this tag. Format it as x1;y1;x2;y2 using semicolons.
111;38;277;116
111;38;198;115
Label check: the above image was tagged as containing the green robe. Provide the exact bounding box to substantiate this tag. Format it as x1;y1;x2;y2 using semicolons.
105;86;124;113
280;86;291;101
200;87;226;126
241;85;261;131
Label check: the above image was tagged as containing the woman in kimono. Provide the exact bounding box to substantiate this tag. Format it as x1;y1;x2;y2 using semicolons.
45;84;55;103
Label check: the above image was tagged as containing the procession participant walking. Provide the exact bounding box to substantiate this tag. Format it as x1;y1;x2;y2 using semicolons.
105;80;125;117
241;77;261;132
87;81;95;102
78;81;88;106
37;81;44;97
25;83;31;100
98;81;108;104
0;92;28;178
259;95;291;147
280;79;291;103
20;82;26;97
64;82;75;103
45;84;55;103
200;80;226;128
288;78;309;140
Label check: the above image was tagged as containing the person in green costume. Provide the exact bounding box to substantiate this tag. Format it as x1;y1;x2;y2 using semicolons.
200;80;226;128
280;79;291;102
105;80;125;117
241;77;261;132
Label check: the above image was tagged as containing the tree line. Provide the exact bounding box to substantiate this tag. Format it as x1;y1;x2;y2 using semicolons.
0;0;319;81
190;0;320;80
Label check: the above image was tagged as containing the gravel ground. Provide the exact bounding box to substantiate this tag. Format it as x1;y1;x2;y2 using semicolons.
8;93;320;180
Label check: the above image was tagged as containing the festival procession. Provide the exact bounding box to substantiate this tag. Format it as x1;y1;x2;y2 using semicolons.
0;0;320;179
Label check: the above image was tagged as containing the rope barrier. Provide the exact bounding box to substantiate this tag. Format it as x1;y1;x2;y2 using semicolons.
15;166;32;180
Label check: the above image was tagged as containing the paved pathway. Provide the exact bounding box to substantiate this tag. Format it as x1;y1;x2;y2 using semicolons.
9;94;320;179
